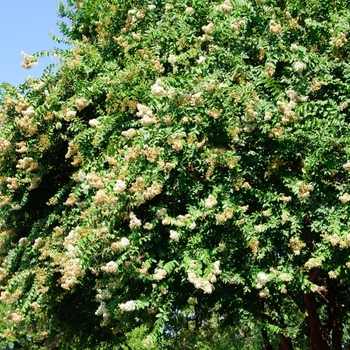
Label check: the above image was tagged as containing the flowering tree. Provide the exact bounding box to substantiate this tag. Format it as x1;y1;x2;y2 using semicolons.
1;0;350;348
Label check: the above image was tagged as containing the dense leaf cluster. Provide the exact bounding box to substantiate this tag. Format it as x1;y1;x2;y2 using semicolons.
1;0;350;348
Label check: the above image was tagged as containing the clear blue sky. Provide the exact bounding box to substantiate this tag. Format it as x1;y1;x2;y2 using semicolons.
0;1;69;86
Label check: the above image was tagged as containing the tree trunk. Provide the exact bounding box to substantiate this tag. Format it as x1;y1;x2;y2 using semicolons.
304;292;329;350
261;328;273;350
278;334;294;350
329;281;342;350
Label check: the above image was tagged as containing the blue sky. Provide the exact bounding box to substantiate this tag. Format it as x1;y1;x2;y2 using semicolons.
0;1;69;86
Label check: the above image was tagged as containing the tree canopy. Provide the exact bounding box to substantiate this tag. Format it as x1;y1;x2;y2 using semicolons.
1;0;350;348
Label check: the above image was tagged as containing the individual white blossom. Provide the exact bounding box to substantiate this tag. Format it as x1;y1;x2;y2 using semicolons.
21;106;35;117
21;51;38;69
231;20;244;31
343;161;350;171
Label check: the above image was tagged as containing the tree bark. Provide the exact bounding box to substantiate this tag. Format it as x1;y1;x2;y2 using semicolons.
278;334;294;350
303;292;329;350
329;280;342;350
261;328;273;350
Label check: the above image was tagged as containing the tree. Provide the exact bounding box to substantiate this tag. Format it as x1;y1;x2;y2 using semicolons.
1;0;350;348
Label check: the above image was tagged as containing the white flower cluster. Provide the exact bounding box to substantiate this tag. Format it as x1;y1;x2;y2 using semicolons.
101;261;118;273
197;56;206;64
113;179;127;194
119;300;136;312
269;20;281;34
21;106;35;117
136;103;157;126
205;194;217;209
0;138;11;153
151;79;166;96
231;20;245;31
305;258;322;269
75;97;91;111
60;258;83;290
7;177;19;190
154;268;167;281
340;193;350;203
151;79;175;98
294;61;306;73
96;289;111;302
213;261;222;275
328;270;337;279
330;31;348;47
220;0;232;13
290;43;299;52
187;271;213;294
111;237;130;251
129;212;142;229
310;284;325;293
297;181;313;200
65;110;76;120
169;230;180;241
34;81;45;90
121;128;137;137
278;273;292;282
89;119;99;127
202;22;214;35
255;272;270;289
343;161;350;171
21;51;38;69
95;302;110;326
33;237;42;249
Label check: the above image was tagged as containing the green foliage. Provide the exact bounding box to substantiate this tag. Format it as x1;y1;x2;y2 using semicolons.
1;0;350;348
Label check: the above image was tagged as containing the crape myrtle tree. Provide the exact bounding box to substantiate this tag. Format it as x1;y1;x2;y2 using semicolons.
1;0;350;348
